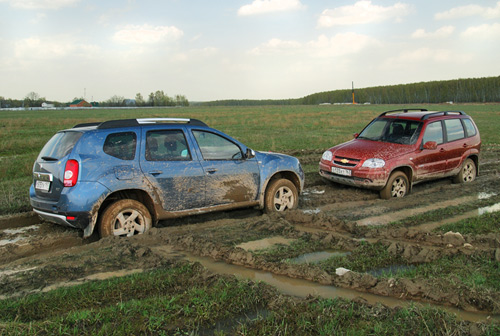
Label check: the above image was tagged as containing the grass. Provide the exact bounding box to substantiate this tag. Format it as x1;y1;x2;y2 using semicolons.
1;261;497;336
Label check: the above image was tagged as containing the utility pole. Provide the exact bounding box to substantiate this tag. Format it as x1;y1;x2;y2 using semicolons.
352;81;356;104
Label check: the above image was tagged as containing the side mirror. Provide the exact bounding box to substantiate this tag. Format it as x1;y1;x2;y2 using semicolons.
245;148;256;159
423;141;437;150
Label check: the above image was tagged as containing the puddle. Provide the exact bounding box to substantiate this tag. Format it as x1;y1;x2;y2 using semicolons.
187;254;498;323
0;266;38;278
478;192;497;200
289;250;350;264
302;188;325;196
356;196;475;226
0;236;26;246
303;209;321;215
478;202;500;215
3;225;40;235
368;264;415;277
236;237;295;251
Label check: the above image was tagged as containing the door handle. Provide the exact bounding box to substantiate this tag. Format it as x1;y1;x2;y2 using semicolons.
439;148;445;152
206;168;217;174
149;170;163;176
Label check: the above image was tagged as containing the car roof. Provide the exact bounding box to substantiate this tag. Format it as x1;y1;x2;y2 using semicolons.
378;109;468;121
71;118;208;130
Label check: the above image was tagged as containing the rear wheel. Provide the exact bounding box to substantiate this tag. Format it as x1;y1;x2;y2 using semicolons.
380;171;409;199
264;179;298;212
98;199;152;238
453;158;476;183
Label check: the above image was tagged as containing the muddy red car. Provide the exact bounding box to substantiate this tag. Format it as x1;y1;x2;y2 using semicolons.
319;109;481;198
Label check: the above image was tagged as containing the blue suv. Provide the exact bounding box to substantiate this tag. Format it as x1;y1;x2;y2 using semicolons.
30;118;304;238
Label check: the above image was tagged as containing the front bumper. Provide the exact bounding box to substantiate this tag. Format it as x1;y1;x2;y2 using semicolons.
319;162;388;190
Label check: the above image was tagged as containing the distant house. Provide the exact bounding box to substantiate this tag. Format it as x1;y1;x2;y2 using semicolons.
70;99;92;107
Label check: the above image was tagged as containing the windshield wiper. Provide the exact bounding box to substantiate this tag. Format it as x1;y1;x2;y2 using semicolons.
41;156;58;161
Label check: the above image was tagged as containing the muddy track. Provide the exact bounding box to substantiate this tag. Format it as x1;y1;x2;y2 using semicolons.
1;147;499;320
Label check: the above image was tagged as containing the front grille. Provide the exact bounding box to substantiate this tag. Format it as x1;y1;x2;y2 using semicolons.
333;156;360;167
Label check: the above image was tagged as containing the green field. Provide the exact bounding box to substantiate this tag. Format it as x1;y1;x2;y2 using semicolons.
1;104;499;215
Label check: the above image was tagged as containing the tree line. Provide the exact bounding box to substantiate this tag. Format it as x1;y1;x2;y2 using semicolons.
198;76;500;106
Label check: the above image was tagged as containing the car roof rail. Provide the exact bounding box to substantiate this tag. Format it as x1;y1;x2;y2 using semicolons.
95;118;208;129
73;122;101;128
379;108;428;117
421;110;466;120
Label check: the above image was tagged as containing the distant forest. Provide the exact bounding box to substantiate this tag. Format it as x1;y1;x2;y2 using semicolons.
200;76;500;106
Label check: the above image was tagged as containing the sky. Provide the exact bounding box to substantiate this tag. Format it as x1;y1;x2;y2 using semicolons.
1;0;499;102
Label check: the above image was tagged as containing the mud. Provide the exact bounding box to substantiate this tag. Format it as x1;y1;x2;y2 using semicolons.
1;147;500;324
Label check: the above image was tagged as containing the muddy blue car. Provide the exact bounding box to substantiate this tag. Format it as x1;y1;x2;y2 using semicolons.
30;118;304;238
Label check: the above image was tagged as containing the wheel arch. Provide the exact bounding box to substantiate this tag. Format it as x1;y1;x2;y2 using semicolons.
388;166;414;192
260;171;302;206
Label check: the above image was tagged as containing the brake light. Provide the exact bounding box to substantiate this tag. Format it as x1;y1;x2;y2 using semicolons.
64;159;79;187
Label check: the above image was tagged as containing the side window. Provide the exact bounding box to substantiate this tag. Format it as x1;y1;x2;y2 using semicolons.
146;130;191;161
422;122;443;145
444;119;465;142
103;132;136;160
463;119;477;137
192;130;242;160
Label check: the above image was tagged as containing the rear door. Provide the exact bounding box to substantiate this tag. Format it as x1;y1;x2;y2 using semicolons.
139;128;206;211
190;130;260;206
33;131;83;200
443;118;468;171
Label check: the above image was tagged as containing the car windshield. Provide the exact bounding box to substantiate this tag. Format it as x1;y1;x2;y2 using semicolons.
357;118;423;145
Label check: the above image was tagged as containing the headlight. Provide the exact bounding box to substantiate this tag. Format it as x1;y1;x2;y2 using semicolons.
362;158;385;168
322;151;333;161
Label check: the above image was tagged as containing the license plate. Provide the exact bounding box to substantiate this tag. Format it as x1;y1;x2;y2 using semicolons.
35;180;51;192
331;167;351;176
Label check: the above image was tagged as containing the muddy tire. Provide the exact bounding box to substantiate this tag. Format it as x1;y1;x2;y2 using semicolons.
453;158;476;184
380;171;409;199
98;199;152;238
264;179;298;212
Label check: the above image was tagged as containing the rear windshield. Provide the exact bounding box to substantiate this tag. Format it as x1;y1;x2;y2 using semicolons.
38;131;83;161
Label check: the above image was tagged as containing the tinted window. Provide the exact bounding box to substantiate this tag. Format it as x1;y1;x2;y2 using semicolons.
103;132;137;160
423;122;444;145
146;130;191;161
38;131;82;160
444;119;465;142
192;130;242;160
463;119;477;137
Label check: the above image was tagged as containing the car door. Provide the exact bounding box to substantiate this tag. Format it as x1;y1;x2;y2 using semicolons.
413;121;449;180
443;118;467;171
139;128;206;211
191;130;260;206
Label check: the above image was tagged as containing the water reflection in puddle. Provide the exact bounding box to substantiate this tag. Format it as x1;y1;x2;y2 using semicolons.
303;209;321;215
478;202;500;215
289;250;350;264
236;237;295;251
186;255;497;323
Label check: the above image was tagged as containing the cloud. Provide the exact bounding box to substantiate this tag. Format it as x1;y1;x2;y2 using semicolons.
435;2;500;20
412;26;455;39
238;0;305;16
318;1;412;27
385;48;472;67
250;38;302;55
462;23;500;39
14;37;99;60
250;32;379;58
113;24;183;44
7;0;79;10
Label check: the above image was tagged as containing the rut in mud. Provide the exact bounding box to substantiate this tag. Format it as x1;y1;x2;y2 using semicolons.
1;147;500;325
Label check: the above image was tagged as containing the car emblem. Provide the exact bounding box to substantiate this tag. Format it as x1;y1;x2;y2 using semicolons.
341;159;349;164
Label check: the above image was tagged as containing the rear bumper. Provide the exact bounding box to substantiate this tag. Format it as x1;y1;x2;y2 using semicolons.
33;208;90;229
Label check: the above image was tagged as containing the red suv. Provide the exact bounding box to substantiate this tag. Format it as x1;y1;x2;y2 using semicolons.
319;109;481;199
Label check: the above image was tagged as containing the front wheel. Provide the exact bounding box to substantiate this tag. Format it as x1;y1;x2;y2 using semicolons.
98;199;152;238
380;171;409;199
264;179;298;213
453;158;476;183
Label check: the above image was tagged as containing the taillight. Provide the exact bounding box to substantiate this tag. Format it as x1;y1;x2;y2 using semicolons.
64;159;79;187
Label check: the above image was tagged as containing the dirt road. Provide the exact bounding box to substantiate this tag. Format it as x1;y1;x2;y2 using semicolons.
1;147;499;323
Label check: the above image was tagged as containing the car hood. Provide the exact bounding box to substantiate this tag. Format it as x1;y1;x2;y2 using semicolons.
328;139;414;161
